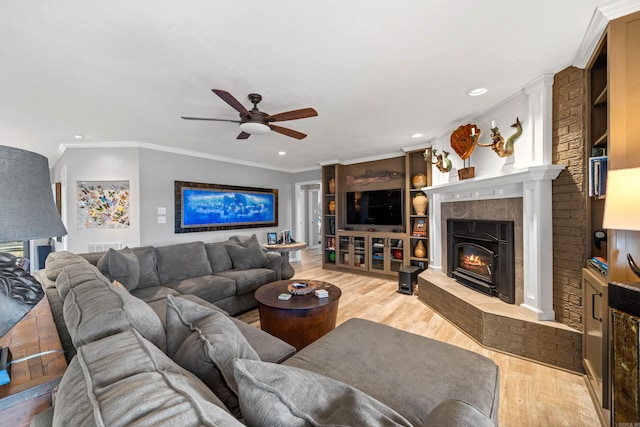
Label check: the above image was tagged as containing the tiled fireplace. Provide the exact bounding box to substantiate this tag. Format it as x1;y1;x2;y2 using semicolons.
418;165;584;372
447;218;515;303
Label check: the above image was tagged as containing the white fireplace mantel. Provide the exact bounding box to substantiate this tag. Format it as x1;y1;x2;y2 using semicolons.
422;164;565;321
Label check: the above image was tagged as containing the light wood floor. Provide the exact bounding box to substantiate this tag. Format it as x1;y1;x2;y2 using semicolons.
239;248;600;427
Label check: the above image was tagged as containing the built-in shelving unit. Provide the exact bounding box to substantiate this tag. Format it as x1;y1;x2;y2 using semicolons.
587;34;608;261
322;164;339;269
321;150;431;278
405;148;432;272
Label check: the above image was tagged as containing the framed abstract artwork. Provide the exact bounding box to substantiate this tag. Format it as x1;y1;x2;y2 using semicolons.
175;181;278;233
77;181;130;229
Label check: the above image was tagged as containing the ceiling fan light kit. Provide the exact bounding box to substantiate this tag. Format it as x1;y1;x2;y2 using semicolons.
182;89;317;140
239;122;270;135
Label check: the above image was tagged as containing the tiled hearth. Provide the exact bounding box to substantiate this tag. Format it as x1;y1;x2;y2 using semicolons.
417;270;583;372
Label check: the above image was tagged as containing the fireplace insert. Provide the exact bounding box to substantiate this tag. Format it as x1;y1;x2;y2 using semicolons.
447;219;515;303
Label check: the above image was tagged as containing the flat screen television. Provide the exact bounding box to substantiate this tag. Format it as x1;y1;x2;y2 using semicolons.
346;189;404;226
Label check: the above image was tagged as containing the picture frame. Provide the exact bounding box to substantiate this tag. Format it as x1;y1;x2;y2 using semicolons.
175;181;278;233
267;232;278;245
412;218;427;237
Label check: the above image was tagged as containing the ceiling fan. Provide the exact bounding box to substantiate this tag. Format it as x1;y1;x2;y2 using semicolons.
181;89;318;140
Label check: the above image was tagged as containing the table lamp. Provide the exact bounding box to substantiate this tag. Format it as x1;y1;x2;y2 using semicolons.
602;167;640;279
0;145;67;338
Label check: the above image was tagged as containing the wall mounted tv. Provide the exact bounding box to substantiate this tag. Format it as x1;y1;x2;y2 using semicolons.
346;189;404;226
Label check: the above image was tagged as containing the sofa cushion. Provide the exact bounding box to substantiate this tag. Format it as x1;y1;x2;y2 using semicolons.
165;274;236;302
283;318;500;426
53;329;242;427
234;359;412;427
96;247;140;291
132;245;161;288
45;251;90;281
63;275;166;352
166;295;260;418
215;268;276;295
150;294;295;364
225;243;269;270
205;241;234;273
131;285;181;303
156;241;213;284
55;263;110;302
423;399;495;427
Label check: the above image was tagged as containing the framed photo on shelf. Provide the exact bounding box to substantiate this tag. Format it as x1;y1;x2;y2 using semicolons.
267;232;278;245
412;218;427;237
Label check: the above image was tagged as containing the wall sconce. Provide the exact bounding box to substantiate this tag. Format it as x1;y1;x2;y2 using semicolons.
602;167;640;279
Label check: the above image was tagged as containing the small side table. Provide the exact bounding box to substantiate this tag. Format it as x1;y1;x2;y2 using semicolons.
0;296;67;427
255;279;341;350
263;242;307;278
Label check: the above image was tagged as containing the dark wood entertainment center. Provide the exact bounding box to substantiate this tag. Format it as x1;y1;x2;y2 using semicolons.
321;148;432;277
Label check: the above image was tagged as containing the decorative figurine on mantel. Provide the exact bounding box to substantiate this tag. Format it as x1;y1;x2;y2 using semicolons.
450;124;479;180
428;149;453;173
476;118;523;157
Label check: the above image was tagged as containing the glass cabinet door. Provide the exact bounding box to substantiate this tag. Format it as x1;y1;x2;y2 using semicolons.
369;236;386;273
353;235;366;269
389;237;405;273
338;235;351;267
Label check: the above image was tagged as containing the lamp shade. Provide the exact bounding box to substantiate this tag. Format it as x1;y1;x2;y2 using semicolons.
603;167;640;231
0;145;67;241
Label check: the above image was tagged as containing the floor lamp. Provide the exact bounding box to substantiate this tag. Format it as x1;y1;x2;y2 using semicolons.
0;145;67;338
602;167;640;279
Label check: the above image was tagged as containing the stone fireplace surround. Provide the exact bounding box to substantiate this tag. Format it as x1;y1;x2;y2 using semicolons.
418;165;583;372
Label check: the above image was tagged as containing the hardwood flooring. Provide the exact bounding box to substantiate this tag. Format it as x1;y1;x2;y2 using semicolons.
239;248;600;427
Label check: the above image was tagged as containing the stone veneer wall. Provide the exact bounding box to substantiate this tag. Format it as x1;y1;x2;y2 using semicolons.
552;66;588;331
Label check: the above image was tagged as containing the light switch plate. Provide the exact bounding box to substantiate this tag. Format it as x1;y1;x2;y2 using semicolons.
158;215;166;224
157;207;166;215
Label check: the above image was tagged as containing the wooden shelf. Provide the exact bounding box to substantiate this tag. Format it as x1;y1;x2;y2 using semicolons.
593;86;607;106
593;132;608;147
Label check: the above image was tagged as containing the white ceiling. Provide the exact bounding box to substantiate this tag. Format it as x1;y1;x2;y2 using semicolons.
0;1;619;172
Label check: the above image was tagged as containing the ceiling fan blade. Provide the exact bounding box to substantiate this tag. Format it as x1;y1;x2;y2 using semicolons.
270;125;307;140
212;89;250;116
268;108;318;122
237;131;251;140
181;116;241;123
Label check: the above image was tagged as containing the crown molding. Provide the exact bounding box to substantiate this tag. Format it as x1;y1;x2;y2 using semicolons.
574;0;640;68
52;141;304;173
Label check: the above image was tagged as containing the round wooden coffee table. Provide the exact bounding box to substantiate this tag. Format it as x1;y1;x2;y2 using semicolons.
254;279;341;350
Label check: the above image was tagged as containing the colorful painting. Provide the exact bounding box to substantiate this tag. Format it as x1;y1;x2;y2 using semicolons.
77;181;130;229
175;181;278;233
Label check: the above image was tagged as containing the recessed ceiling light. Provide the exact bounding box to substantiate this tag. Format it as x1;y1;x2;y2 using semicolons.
278;151;286;156
466;87;487;97
411;133;423;138
73;134;83;139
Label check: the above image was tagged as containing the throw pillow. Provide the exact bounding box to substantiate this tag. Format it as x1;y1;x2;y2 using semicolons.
423;399;495;427
132;246;161;288
165;295;260;418
229;233;260;248
97;247;140;291
234;359;412;427
225;243;268;270
53;329;243;427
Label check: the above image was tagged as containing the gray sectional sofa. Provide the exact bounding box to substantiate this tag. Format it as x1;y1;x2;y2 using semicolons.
32;236;500;426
